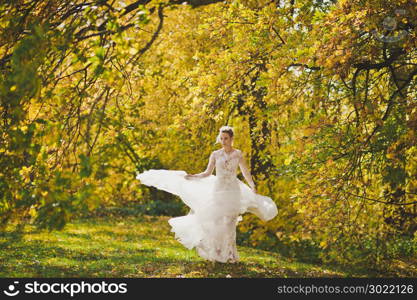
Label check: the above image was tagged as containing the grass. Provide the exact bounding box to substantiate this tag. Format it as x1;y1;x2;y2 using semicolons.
0;214;415;278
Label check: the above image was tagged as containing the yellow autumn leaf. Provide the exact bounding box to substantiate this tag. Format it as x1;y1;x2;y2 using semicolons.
284;156;293;165
386;152;395;159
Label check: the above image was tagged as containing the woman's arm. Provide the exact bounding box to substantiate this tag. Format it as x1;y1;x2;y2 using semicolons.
185;152;215;179
238;151;256;192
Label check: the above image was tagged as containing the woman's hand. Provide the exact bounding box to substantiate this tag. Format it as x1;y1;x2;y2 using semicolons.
184;174;194;180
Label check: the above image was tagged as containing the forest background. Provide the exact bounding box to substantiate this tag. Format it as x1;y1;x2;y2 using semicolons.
0;0;416;273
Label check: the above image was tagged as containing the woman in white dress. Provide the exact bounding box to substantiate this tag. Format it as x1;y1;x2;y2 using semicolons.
136;126;278;263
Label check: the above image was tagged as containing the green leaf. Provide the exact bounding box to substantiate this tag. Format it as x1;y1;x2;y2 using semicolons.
79;154;92;178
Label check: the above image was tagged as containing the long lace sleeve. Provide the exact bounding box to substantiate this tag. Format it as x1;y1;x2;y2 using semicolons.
238;151;255;189
193;151;215;178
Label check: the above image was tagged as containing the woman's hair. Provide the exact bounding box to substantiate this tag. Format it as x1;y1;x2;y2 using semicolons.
215;125;234;144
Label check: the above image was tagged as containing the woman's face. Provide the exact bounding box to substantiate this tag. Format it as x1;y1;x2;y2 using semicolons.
220;132;233;146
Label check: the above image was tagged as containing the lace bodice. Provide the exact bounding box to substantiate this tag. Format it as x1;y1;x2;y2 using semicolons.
194;148;255;190
214;149;240;178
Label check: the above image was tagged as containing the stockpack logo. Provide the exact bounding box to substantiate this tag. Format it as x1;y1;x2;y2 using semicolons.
3;281;20;297
3;280;128;297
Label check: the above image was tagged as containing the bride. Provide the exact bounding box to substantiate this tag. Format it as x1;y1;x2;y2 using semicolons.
136;125;278;263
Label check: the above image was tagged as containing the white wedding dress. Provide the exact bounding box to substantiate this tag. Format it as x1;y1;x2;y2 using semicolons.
136;148;278;263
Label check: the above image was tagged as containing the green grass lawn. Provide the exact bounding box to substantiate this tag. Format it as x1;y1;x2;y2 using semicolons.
0;214;415;278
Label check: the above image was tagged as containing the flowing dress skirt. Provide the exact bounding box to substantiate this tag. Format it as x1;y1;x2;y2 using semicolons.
136;169;278;263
